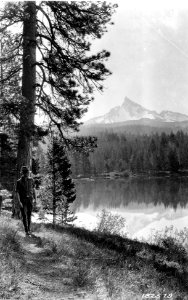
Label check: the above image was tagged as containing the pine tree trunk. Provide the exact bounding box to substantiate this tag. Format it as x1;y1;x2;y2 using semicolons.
52;141;56;227
52;174;56;227
12;1;36;218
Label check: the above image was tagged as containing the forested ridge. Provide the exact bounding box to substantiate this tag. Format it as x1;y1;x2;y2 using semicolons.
70;130;188;176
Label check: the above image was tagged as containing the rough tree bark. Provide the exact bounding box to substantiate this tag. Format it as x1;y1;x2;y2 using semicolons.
13;1;36;217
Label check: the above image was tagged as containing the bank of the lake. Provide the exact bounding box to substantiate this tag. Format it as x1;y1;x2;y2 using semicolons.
1;212;188;300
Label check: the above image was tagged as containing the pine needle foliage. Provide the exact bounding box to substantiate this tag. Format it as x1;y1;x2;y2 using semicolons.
0;1;117;145
46;136;76;225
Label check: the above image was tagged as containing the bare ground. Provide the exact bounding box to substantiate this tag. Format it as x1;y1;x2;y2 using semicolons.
13;230;97;300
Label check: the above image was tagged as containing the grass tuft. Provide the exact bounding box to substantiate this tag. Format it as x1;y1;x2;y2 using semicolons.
0;217;24;298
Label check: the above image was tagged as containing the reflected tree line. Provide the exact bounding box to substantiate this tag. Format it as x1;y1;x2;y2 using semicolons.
73;178;188;210
70;131;188;175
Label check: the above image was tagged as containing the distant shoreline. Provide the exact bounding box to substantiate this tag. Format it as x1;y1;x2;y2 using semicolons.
74;170;188;180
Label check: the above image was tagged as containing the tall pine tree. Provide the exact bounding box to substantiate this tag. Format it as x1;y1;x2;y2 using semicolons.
0;1;117;172
0;1;116;216
46;136;76;225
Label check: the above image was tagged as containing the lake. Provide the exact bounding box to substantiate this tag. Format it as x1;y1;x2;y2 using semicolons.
71;177;188;240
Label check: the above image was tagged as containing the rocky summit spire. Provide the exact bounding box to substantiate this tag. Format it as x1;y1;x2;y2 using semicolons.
123;96;136;105
85;97;188;125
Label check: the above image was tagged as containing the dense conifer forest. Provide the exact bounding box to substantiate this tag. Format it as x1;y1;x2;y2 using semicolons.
70;130;188;176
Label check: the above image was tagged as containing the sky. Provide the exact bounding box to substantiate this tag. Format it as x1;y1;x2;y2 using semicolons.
83;0;188;121
2;0;188;122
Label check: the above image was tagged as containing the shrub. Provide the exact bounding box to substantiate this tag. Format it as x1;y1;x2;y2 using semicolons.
148;226;188;250
148;226;188;264
95;209;127;237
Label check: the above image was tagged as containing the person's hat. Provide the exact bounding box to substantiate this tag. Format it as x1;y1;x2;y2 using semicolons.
21;166;29;174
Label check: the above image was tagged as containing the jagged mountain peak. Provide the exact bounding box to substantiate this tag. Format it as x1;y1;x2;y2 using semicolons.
85;97;188;125
122;96;142;107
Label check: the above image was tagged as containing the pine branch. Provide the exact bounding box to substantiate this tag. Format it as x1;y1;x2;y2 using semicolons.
36;5;55;40
0;67;21;84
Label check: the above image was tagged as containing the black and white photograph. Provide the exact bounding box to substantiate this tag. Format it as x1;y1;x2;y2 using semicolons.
0;0;188;299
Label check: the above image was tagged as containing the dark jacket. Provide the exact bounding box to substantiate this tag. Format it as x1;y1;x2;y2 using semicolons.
16;176;35;205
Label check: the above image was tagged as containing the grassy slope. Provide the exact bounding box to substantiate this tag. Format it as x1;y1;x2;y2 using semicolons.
1;213;188;300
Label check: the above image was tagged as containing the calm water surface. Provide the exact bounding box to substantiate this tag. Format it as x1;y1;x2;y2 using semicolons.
72;177;188;239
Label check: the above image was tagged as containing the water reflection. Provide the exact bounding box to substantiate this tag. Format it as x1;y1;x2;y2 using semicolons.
71;177;188;238
73;177;188;211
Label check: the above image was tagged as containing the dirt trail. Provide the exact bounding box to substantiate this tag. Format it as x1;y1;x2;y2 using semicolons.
16;231;96;300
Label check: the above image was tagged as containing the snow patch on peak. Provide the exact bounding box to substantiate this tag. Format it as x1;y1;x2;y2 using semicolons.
85;97;188;125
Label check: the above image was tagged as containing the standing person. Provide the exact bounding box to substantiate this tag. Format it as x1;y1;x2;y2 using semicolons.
16;166;36;236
